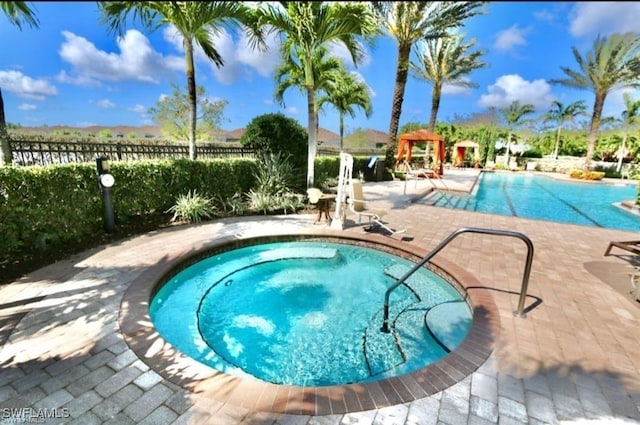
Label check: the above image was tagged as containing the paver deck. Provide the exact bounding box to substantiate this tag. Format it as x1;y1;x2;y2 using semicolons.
2;171;640;424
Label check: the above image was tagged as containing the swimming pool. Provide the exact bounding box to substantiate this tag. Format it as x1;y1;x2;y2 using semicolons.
420;172;639;231
150;240;472;387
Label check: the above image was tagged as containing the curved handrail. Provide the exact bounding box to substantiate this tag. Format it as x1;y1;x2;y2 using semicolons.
380;227;534;333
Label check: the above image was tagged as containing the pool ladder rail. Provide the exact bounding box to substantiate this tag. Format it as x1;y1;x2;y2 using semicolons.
380;227;535;333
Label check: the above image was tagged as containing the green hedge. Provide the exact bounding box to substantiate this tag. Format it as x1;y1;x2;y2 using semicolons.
0;155;386;269
0;158;256;264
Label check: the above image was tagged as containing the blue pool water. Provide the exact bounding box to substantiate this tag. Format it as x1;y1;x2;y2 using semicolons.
420;172;639;231
150;241;472;387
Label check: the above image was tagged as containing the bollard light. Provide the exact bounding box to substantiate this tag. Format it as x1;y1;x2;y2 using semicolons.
96;155;115;233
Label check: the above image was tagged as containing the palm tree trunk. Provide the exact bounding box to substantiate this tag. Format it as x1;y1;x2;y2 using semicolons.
385;42;411;169
184;38;197;160
505;131;512;165
553;125;561;160
617;133;628;173
307;85;317;188
0;87;10;166
428;82;442;132
584;93;605;172
339;113;344;151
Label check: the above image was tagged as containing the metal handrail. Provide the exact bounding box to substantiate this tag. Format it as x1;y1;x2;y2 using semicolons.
380;227;535;333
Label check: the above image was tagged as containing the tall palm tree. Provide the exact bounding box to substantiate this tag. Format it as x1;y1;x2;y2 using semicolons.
98;1;264;160
273;43;342;150
372;1;485;169
257;2;378;188
615;93;640;172
0;1;39;167
550;32;640;171
410;31;486;132
319;67;373;151
542;100;587;160
501;101;535;165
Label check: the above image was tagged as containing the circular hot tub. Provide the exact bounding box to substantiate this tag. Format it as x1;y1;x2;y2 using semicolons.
119;230;498;415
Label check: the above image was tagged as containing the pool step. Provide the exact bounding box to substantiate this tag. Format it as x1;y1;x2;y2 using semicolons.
425;301;472;352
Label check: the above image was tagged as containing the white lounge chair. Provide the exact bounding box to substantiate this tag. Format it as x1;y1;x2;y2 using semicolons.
347;179;405;235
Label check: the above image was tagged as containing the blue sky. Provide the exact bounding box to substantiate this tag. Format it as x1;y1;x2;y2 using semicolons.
1;1;639;134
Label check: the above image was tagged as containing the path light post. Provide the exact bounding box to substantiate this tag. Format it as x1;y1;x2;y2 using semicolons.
96;155;115;233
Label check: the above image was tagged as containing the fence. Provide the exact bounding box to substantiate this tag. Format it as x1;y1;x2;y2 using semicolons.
9;139;255;166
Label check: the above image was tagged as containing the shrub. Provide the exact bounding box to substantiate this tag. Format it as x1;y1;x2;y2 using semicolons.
569;169;605;180
239;113;308;186
167;190;215;223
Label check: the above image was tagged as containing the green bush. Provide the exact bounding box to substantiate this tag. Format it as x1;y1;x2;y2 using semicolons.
239;113;308;186
167;190;215;223
0;158;256;265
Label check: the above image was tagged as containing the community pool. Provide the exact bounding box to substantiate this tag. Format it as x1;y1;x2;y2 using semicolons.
420;172;639;231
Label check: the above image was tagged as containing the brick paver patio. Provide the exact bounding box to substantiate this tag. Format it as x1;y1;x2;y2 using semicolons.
1;171;640;424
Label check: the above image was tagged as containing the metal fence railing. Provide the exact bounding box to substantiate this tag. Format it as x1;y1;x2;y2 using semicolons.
8;139;255;166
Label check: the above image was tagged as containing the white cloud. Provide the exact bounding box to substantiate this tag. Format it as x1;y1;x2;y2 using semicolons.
327;40;372;69
58;30;183;86
478;74;554;110
158;94;168;102
601;88;640;119
263;99;273;105
285;106;298;115
442;78;473;96
76;121;97;127
163;25;281;86
18;103;37;111
493;25;530;54
96;99;116;109
0;70;58;100
128;104;147;114
569;2;640;38
533;9;556;23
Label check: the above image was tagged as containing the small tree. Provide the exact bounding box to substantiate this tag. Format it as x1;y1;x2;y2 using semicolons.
148;83;227;143
239;113;308;186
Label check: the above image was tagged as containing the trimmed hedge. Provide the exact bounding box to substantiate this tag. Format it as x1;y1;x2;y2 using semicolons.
0;155;382;269
0;158;256;264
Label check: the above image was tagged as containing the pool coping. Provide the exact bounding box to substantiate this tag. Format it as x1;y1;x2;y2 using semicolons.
118;228;500;415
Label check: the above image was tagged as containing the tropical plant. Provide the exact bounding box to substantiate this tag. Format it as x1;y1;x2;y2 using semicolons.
0;1;39;166
542;100;587;160
167;190;215;223
247;151;303;215
500;101;535;164
318;67;373;150
98;1;264;160
371;1;485;168
148;83;228;142
239;113;308;185
550;32;640;171
256;1;378;187
615;93;640;172
410;31;487;132
274;43;342;145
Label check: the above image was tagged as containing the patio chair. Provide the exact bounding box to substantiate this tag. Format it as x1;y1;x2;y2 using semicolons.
604;240;640;257
347;179;406;235
604;240;640;301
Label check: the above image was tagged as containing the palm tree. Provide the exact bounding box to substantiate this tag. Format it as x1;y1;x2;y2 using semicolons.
615;93;640;172
501;101;535;165
98;1;264;160
0;1;39;167
372;1;485;169
319;68;373;151
410;31;486;132
550;32;640;171
273;43;342;151
257;2;378;188
542;100;587;160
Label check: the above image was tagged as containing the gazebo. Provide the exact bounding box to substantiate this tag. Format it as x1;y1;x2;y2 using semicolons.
452;140;480;168
395;129;446;176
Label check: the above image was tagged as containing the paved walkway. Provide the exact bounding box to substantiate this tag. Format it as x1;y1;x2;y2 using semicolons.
2;172;640;424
